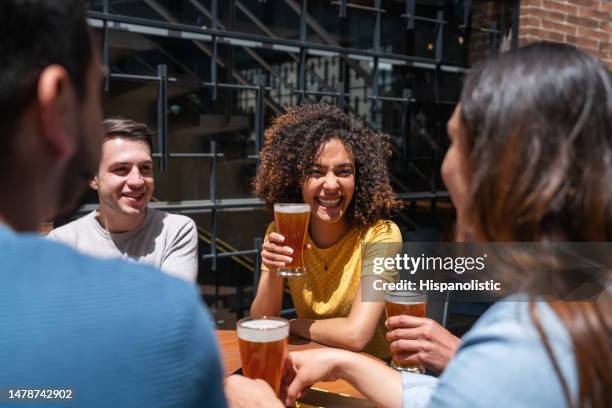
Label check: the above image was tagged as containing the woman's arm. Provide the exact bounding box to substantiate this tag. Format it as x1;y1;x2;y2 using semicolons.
284;348;403;408
250;269;284;317
250;232;290;317
290;276;383;351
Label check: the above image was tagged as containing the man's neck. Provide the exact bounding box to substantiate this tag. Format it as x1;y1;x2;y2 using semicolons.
95;206;147;233
0;213;12;230
0;181;49;232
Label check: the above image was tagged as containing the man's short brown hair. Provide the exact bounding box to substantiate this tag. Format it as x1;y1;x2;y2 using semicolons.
102;117;153;151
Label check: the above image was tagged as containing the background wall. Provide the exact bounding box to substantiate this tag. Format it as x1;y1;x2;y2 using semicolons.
519;0;611;67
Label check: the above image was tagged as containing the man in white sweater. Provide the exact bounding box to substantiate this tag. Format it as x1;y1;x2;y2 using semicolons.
49;117;198;282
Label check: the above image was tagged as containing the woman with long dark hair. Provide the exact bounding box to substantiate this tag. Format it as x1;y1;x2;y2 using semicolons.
280;42;612;408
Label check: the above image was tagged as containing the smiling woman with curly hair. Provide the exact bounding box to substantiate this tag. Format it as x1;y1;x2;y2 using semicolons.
250;103;403;359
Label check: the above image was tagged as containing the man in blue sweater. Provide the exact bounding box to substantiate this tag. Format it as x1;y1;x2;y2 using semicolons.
0;1;280;407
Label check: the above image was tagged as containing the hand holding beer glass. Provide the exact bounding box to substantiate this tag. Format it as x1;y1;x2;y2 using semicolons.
237;317;289;397
384;290;427;373
272;203;310;277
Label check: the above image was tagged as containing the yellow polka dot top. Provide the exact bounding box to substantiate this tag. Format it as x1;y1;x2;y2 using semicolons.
261;219;402;359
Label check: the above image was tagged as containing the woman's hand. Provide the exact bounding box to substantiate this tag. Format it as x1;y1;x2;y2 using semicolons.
386;315;460;374
282;349;345;406
282;348;404;408
261;233;293;271
261;232;310;271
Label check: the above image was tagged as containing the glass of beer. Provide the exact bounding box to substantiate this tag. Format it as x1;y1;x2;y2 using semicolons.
237;317;289;397
384;290;427;373
273;203;310;277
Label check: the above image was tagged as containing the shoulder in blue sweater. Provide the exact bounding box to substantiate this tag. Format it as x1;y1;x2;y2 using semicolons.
0;227;227;408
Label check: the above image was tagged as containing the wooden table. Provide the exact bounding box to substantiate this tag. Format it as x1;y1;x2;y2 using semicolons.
216;330;373;406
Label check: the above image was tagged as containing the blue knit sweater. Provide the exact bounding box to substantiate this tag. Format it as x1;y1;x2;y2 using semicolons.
0;226;227;407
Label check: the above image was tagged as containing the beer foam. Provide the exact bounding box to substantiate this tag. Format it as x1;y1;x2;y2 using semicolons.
274;204;310;214
384;291;427;303
386;300;426;305
238;319;289;343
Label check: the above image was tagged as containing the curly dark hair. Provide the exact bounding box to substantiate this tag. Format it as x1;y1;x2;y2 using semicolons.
254;103;401;226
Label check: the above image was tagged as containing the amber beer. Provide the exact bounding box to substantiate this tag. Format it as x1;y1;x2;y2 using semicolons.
274;203;310;277
237;317;289;397
384;290;427;373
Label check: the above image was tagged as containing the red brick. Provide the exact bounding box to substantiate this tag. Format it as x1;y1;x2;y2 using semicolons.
542;20;578;35
565;34;600;51
542;0;578;14
599;1;612;13
520;4;543;16
538;9;567;21
521;15;542;28
519;4;536;12
577;6;610;21
572;0;597;7
567;14;603;29
521;9;566;21
519;35;541;47
540;30;565;42
520;27;543;38
594;49;610;63
578;26;610;42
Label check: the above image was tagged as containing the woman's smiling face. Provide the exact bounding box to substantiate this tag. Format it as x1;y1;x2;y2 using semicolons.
301;138;355;229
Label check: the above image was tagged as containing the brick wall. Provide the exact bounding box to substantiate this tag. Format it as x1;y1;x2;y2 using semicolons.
519;0;612;68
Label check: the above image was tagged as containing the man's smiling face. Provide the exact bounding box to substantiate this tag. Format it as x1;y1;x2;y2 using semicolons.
90;137;154;217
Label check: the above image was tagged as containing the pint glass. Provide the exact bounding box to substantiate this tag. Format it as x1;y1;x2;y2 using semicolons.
384;290;427;373
237;317;289;397
273;203;310;277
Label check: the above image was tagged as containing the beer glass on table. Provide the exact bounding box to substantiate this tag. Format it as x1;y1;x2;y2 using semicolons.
273;203;310;277
384;290;427;373
237;317;289;397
